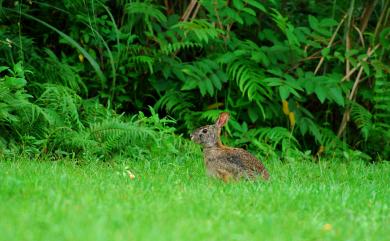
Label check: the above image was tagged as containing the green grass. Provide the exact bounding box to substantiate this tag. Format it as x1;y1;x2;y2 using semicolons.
1;158;389;241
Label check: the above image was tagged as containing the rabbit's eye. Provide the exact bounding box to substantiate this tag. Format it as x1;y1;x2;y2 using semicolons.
202;129;208;133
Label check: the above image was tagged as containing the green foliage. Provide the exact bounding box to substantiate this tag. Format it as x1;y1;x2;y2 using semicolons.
0;0;389;161
0;62;185;160
351;102;373;141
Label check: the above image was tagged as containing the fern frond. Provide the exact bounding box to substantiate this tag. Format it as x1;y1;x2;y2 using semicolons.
227;59;271;100
46;128;97;155
36;84;84;130
89;118;157;154
172;20;224;43
217;40;272;109
199;110;226;122
319;127;344;149
180;58;228;96
41;49;87;93
257;127;299;150
160;42;203;55
154;90;194;117
80;98;112;125
128;56;154;73
373;78;390;126
299;117;322;143
350;102;373;140
125;2;167;34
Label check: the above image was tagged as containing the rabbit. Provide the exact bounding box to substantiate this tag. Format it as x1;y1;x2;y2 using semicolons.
190;112;270;181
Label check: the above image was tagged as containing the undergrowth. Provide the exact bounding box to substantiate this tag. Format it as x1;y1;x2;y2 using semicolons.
0;62;193;161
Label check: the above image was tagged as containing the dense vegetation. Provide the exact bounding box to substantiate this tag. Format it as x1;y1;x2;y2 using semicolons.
0;0;389;161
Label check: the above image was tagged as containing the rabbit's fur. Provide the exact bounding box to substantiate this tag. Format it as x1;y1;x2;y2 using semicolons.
191;112;270;181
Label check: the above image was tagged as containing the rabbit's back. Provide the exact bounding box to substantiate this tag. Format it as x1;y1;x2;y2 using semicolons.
204;146;269;180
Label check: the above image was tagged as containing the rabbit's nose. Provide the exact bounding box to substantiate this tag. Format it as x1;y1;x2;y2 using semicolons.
190;134;194;140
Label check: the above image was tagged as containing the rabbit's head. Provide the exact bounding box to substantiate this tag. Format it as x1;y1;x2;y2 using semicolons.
190;112;229;148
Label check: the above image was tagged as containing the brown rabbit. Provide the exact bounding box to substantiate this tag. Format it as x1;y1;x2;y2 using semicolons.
190;112;270;181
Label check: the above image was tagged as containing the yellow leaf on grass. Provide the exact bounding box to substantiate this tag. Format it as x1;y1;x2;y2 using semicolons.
322;223;333;231
126;170;135;180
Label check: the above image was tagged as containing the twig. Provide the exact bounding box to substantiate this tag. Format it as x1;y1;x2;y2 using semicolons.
344;0;355;81
180;0;197;22
337;45;379;137
213;0;223;30
190;1;201;21
374;0;388;38
345;31;351;81
353;25;365;48
340;44;380;82
360;0;377;33
348;66;365;101
337;67;364;137
288;40;341;73
314;14;347;75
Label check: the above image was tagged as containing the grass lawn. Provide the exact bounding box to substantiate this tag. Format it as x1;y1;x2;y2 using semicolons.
1;158;389;241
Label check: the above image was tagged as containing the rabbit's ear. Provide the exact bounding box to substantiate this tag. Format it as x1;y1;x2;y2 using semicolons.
216;112;229;128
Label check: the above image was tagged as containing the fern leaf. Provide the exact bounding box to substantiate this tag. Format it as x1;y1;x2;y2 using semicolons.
172;20;224;44
351;102;373;140
257;127;299;150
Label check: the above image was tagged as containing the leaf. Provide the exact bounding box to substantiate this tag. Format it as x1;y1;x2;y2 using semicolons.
198;81;207;96
286;26;300;46
265;77;283;86
126;2;167;23
379;27;390;49
225;8;244;24
181;80;198;91
245;0;266;12
279;85;290;99
361;62;370;76
5;76;27;88
210;74;222;90
216;70;228;83
329;87;345;106
315;85;327;103
173;67;186;81
0;66;9;74
321;48;330;57
334;51;345;62
308;15;319;30
320;18;338;27
286;86;301;98
204;78;214;96
251;50;269;66
233;0;244;10
242;7;256;16
248;107;259;122
304;79;316;94
13;62;28;78
299;117;309;135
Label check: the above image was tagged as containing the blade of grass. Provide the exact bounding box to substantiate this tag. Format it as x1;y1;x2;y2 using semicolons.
98;1;121;104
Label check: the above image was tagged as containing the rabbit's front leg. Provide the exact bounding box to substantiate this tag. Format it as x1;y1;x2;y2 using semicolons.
216;169;233;182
